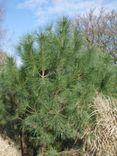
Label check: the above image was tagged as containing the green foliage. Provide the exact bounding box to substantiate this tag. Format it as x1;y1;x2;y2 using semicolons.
44;148;59;156
0;17;117;154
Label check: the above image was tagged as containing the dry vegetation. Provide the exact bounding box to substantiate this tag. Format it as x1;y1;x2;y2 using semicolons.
0;51;6;64
0;135;21;156
83;94;117;156
75;9;117;57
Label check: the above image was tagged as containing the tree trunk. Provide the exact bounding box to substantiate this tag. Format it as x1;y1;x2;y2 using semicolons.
20;128;32;156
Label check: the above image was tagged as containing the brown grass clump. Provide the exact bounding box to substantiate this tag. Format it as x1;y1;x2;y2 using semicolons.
83;94;117;156
59;149;81;156
0;135;21;156
0;50;6;64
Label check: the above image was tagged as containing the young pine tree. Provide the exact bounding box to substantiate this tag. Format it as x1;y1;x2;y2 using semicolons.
0;18;117;155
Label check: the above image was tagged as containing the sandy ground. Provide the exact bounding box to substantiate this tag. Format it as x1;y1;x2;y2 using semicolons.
0;135;21;156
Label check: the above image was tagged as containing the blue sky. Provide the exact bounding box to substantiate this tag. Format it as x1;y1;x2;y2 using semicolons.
3;0;117;56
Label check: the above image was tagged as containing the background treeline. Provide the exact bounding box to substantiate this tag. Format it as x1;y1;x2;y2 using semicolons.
75;9;117;61
0;10;117;156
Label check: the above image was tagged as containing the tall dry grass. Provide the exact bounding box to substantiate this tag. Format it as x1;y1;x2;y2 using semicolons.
83;94;117;156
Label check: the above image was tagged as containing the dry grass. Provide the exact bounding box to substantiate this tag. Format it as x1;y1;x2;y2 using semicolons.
59;149;81;156
0;51;6;64
83;94;117;156
0;135;21;156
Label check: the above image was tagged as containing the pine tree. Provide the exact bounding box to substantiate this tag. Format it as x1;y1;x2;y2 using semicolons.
0;18;117;155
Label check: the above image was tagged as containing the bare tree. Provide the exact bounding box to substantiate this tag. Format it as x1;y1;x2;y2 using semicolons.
75;9;117;59
0;4;4;45
0;3;6;64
